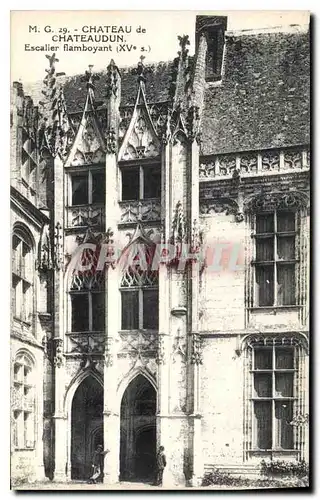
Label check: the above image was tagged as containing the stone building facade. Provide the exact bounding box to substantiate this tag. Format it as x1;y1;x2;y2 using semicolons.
10;15;310;487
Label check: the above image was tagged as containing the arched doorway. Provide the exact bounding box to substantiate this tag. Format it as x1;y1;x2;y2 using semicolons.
120;374;156;483
71;375;103;480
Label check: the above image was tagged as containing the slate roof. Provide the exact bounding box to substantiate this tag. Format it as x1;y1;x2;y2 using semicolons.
22;28;310;156
200;30;310;155
62;61;174;111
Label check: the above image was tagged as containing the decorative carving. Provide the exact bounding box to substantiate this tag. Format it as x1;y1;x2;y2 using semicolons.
171;201;186;244
191;333;203;365
218;155;237;176
172;328;187;363
284;150;303;170
105;128;117;154
199;161;215;179
54;222;63;270
186;105;200;142
131;55;153;86
241;333;309;354
104;337;114;367
53;338;64;368
261;151;280;171
149;102;170;137
178;34;190;61
306;150;310;168
38;54;73;158
67;333;105;355
240;154;258;174
38;223;53;272
191;219;202;253
119;200;161;224
244;191;310;213
120;105;160;160
68;205;104;228
105;59;119;99
200;198;238;216
119;107;134;140
118;331;157;359
71;148;105;166
156;334;166;365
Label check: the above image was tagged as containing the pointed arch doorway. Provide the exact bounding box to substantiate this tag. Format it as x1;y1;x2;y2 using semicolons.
70;375;103;480
120;374;157;483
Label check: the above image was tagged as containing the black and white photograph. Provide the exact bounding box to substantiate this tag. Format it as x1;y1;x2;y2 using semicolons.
9;10;310;490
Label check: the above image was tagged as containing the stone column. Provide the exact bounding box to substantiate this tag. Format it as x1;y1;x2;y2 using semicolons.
52;155;68;482
187;139;204;486
103;265;120;484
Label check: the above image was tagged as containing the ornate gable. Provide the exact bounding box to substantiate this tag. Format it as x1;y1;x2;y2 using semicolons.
65;66;106;167
118;58;161;162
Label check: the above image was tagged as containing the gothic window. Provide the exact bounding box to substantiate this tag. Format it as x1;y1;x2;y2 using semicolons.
253;211;296;307
70;169;105;206
21;129;37;191
243;335;307;459
120;252;159;331
121;164;161;201
69;248;105;333
253;345;294;449
12;353;35;450
12;230;33;324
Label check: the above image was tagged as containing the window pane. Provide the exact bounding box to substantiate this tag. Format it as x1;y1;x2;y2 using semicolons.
143;166;161;199
275;348;294;369
254;373;272;397
254;401;272;449
275;401;293;449
277;211;295;232
277;236;295;260
254;348;273;370
122;168;140;201
256;238;274;261
72;175;88;205
121;291;139;329
256;214;274;234
143;289;159;329
275;373;294;398
277;264;295;305
92;171;105;204
256;267;274;306
92;292;105;331
71;294;89;332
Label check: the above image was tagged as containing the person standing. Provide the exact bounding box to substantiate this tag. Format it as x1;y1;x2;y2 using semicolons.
154;446;166;486
87;444;109;484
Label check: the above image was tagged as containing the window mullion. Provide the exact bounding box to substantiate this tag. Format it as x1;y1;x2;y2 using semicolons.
88;171;92;205
139;289;143;329
89;293;92;331
272;346;276;449
140;166;144;200
274;212;277;306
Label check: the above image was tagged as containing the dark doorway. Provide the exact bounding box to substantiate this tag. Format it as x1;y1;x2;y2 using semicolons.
71;376;103;480
120;375;156;483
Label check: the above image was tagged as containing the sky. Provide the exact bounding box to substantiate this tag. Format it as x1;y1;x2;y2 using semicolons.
10;10;309;84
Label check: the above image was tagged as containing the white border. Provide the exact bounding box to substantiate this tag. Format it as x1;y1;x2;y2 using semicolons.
2;1;318;499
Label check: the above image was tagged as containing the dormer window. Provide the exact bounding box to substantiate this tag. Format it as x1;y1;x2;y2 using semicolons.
195;15;227;82
205;26;225;81
121;164;161;201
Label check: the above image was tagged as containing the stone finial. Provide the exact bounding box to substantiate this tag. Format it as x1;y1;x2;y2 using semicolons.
106;59;119;99
177;34;190;60
82;64;100;94
132;55;152;88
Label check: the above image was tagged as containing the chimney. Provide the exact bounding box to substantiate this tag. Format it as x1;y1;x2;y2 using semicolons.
195;15;228;82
